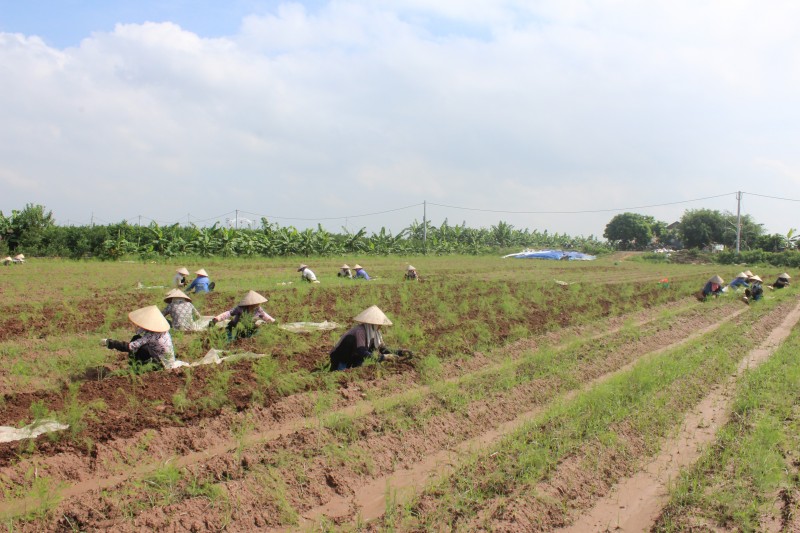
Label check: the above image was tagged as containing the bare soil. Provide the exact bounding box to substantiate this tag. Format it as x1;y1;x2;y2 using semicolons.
0;293;757;532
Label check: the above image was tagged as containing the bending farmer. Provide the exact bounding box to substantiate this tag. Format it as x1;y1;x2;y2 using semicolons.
101;305;177;369
211;290;275;339
329;305;412;371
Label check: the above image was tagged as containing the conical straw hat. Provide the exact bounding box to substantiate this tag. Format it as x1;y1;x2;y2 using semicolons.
13;254;24;260
407;265;416;271
297;264;308;271
708;275;724;284
735;272;747;279
2;257;11;262
340;264;350;269
353;305;392;326
128;305;170;333
239;290;268;306
195;268;208;277
176;267;190;276
744;270;754;277
353;264;363;269
749;275;763;282
164;289;191;302
779;272;791;279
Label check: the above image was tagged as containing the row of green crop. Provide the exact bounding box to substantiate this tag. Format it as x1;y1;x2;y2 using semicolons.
655;317;800;531
1;218;610;259
378;293;791;530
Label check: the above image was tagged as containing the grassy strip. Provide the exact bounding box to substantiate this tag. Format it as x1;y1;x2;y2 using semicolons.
333;301;733;440
387;297;788;530
654;323;800;531
1;290;709;527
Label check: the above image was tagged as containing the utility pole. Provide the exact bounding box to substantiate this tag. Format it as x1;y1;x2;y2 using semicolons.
138;215;141;227
736;191;742;254
91;212;94;227
235;209;239;230
423;200;427;255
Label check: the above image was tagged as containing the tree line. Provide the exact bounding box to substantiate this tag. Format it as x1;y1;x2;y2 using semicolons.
0;204;610;259
3;204;795;260
603;209;798;252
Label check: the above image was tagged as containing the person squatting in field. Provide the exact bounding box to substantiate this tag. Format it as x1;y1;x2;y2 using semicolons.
210;290;275;339
743;275;764;304
337;264;353;278
404;265;419;281
173;267;190;288
770;272;791;289
353;264;370;280
727;272;750;291
698;275;724;301
162;289;202;331
329;305;413;371
101;305;177;369
186;268;213;293
298;264;320;283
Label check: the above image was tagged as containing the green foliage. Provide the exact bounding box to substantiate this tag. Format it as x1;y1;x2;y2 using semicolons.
716;248;800;268
198;368;233;411
679;208;764;250
0;204;612;258
0;203;55;254
603;212;657;250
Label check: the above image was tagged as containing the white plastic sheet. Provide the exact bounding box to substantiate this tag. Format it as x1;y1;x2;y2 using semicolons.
172;348;269;368
0;420;69;443
278;321;339;333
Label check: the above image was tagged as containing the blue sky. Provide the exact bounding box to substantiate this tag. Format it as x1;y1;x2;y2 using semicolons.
1;1;799;238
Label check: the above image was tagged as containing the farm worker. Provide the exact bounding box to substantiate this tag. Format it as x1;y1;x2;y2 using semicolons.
698;275;724;301
404;265;419;281
1;257;11;266
353;264;371;280
101;305;177;369
727;272;750;290
298;264;320;283
770;273;791;289
210;290;275;339
161;289;202;331
173;267;190;287
337;264;353;278
186;269;212;293
329;305;413;371
743;275;764;303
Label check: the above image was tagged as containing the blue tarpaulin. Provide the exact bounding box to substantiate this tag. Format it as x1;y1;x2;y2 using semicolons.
502;250;596;261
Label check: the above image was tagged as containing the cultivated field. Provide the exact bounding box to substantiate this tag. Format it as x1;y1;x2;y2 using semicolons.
0;255;798;532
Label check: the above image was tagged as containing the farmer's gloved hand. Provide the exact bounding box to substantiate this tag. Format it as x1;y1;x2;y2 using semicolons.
99;338;108;347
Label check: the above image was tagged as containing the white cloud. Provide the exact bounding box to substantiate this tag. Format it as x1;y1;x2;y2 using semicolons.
0;1;799;234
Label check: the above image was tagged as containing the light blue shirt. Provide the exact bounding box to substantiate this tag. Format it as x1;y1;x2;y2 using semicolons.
186;276;210;293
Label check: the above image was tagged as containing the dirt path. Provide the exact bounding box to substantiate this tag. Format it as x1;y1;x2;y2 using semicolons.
557;297;800;533
284;305;750;531
0;299;713;520
0;299;758;531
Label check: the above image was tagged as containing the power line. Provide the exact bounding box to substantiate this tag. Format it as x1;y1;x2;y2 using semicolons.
428;193;736;215
189;210;237;224
239;203;423;222
743;192;800;203
48;191;796;229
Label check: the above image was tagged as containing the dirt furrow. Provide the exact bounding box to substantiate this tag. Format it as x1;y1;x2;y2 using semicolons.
0;298;742;529
289;305;749;531
557;296;800;533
